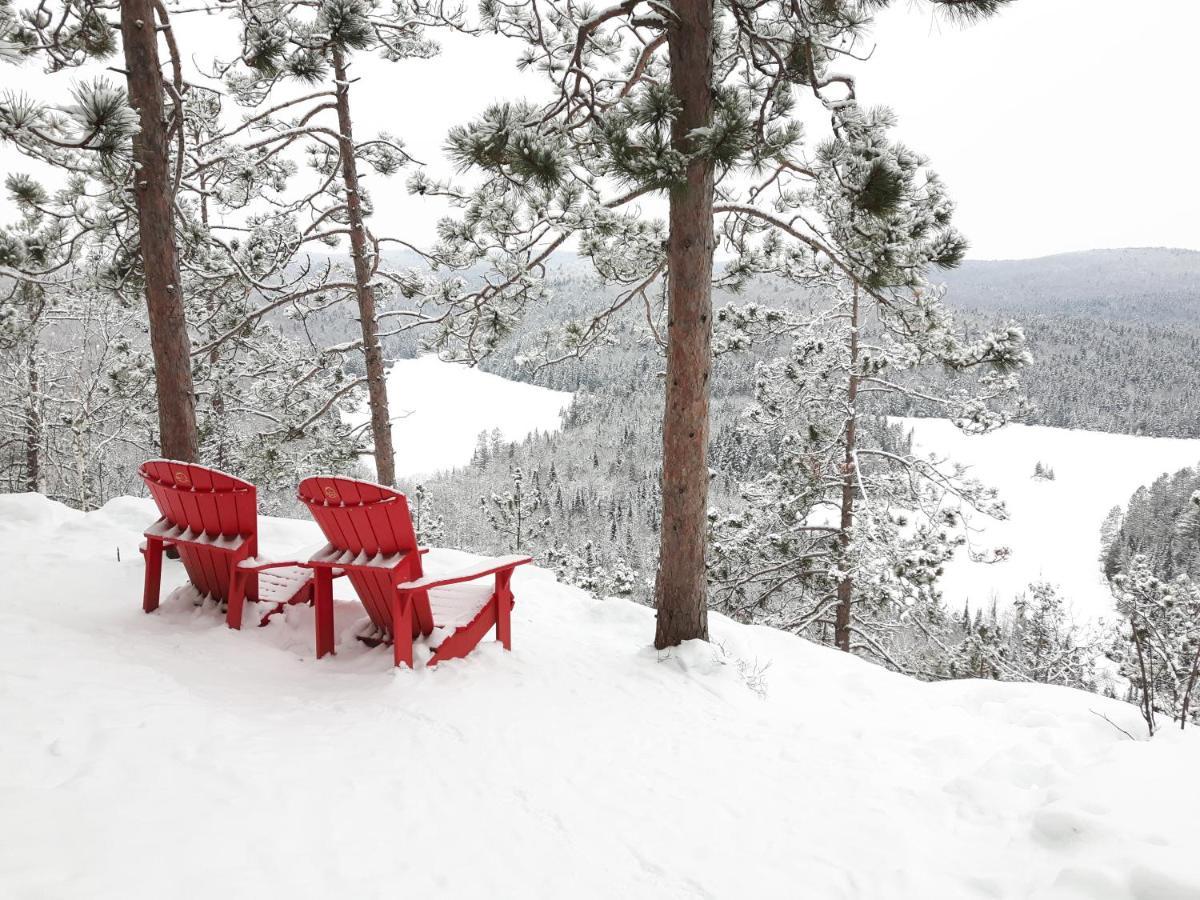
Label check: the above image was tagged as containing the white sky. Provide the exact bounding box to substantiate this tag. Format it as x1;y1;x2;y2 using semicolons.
2;0;1197;260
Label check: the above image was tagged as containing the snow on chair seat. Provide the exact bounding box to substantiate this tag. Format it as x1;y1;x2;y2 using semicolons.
426;581;496;630
307;542;416;571
233;558;314;603
144;517;249;552
394;554;533;668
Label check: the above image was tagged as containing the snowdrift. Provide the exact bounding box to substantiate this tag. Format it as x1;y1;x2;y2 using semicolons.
1;492;1197;899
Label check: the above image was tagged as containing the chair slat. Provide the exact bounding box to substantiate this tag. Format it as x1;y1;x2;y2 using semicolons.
187;466;226;537
365;497;410;557
313;478;357;551
235;488;257;538
206;469;241;536
346;504;381;556
324;478;377;555
352;482;384;503
179;545;216;598
150;468;189;529
349;571;386;627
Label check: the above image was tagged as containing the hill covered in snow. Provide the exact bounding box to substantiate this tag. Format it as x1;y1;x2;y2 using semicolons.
363;348;1200;622
939;247;1200;326
2;491;1198;898
349;355;573;479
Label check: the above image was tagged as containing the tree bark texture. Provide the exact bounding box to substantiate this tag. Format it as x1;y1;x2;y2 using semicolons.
835;286;861;653
332;46;397;486
654;0;715;649
120;0;198;462
23;342;40;492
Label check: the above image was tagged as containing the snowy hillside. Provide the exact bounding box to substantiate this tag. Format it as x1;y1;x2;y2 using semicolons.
3;491;1199;899
901;419;1200;621
353;351;1200;623
354;349;1199;624
349;355;573;479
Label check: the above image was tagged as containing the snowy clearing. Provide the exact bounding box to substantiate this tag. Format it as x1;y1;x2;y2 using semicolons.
900;418;1200;622
2;491;1199;899
349;355;573;479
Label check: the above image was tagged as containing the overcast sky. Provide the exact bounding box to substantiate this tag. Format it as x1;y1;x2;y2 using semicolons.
2;0;1197;261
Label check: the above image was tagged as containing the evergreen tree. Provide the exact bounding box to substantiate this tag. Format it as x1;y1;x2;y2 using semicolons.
483;465;549;551
710;279;1026;666
1009;582;1096;688
411;483;446;545
1110;554;1200;734
1;2;368;504
223;0;452;486
429;0;1016;649
2;0;200;460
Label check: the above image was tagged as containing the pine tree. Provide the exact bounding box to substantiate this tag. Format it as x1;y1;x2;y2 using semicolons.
483;466;548;552
2;3;369;504
411;483;446;545
1010;582;1096;688
224;0;451;486
1110;554;1200;734
429;0;1016;649
2;0;201;461
710;273;1026;667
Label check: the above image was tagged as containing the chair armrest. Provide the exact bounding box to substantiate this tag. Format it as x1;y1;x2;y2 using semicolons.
396;555;532;592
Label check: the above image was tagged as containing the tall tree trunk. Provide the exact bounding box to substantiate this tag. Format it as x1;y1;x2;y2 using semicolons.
120;0;198;462
835;286;861;653
331;47;397;486
23;340;40;493
654;0;715;649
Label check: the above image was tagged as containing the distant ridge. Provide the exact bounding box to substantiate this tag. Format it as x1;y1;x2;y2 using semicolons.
966;246;1200;264
940;247;1200;325
365;246;1200;325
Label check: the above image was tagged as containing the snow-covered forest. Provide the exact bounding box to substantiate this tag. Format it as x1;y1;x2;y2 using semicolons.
2;0;1200;895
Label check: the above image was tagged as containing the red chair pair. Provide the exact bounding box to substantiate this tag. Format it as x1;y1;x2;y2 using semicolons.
139;461;530;667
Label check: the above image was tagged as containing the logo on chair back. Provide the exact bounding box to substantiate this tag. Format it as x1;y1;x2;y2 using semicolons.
323;486;339;501
173;469;191;487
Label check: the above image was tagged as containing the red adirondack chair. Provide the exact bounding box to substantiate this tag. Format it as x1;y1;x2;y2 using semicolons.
139;461;312;629
298;476;532;667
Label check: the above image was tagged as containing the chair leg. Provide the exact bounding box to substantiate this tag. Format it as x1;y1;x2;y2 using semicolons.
314;568;335;659
227;568;247;631
143;538;164;613
392;592;414;668
496;571;513;651
413;589;434;636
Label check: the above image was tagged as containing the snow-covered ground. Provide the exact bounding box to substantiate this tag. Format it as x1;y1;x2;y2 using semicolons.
350;355;573;478
900;419;1200;622
3;491;1199;899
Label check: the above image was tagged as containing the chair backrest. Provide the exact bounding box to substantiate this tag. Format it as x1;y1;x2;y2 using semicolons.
297;476;419;559
139;460;258;539
297;476;422;634
139;461;258;603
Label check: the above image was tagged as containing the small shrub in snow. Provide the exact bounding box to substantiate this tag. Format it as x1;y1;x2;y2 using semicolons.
939;585;1099;690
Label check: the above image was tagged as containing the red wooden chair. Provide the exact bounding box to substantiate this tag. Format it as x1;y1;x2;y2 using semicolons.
139;461;312;629
298;476;532;667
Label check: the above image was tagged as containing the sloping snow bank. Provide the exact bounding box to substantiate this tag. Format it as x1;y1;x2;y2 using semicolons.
901;418;1200;622
2;492;1198;899
349;355;573;479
